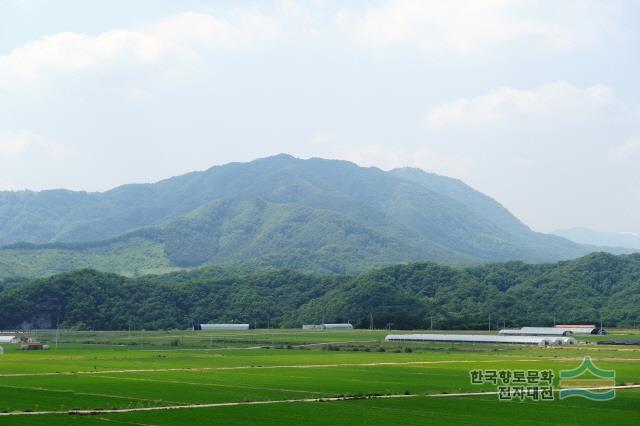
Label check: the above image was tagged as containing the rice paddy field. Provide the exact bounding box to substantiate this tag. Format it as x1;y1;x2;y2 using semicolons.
0;329;639;425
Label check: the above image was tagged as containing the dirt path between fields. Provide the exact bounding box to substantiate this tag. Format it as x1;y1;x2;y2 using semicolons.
0;356;638;378
0;385;638;417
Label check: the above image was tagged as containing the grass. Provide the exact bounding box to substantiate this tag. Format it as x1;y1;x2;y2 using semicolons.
2;395;640;426
0;329;638;425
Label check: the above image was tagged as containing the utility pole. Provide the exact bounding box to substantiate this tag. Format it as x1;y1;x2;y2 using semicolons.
430;315;433;330
488;312;491;332
369;312;374;330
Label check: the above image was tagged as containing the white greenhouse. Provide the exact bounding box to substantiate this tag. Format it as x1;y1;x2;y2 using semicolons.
384;334;576;346
554;325;607;335
499;327;573;336
501;325;606;336
302;325;322;330
199;324;250;330
321;323;353;329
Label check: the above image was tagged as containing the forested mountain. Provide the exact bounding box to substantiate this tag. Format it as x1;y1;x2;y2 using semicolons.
0;155;609;277
1;253;638;330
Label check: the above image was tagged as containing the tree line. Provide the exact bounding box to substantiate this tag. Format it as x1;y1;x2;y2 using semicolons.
0;252;638;330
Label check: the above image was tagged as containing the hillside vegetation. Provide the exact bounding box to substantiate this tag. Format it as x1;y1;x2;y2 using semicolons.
0;155;602;277
1;252;638;330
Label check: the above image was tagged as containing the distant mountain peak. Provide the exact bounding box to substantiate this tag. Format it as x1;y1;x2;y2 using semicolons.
0;154;604;278
253;153;298;162
553;227;640;251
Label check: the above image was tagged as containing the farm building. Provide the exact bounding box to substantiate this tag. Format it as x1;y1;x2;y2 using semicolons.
500;327;571;336
198;324;250;330
322;323;353;329
500;326;607;336
554;324;607;335
385;334;576;346
302;323;353;330
555;324;596;329
0;335;20;344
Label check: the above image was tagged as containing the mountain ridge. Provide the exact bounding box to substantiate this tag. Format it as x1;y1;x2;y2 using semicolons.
554;227;640;251
0;154;615;277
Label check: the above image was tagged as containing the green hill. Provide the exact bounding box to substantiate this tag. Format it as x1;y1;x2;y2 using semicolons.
0;155;606;278
1;253;638;330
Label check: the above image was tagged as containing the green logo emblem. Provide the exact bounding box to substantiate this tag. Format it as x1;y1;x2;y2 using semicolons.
559;356;616;401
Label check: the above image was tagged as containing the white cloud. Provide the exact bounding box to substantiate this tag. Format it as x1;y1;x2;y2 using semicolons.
610;137;640;161
425;82;620;128
417;81;640;233
340;0;619;54
0;130;67;159
0;132;34;158
274;0;321;37
0;10;282;93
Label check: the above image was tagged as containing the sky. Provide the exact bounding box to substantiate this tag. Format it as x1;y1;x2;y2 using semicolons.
1;0;639;234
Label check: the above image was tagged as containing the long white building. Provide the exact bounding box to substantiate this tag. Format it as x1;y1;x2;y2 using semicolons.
322;323;353;329
0;335;19;343
554;325;606;335
500;326;606;336
303;323;353;330
499;327;571;336
385;334;576;345
199;324;250;330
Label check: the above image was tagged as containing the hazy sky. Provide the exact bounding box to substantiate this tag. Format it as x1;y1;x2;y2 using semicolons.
1;0;639;233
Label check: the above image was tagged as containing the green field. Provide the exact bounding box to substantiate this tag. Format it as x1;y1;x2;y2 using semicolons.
0;329;638;425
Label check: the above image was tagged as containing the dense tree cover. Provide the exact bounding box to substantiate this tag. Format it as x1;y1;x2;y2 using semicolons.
0;155;613;279
0;237;179;279
1;253;638;330
0;276;30;292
